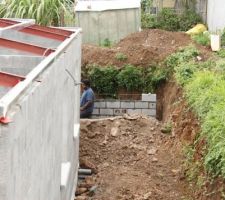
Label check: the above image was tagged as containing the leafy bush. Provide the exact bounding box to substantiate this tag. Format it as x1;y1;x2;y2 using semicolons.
117;65;143;92
100;38;112;47
179;10;202;31
157;8;180;31
143;66;168;92
141;13;158;29
88;66;118;97
192;33;210;46
165;45;199;68
141;8;202;31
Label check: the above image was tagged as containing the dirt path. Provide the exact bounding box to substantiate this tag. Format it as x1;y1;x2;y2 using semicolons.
76;115;193;200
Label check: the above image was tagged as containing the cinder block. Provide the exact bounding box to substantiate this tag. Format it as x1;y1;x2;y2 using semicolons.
135;101;148;109
142;94;156;102
149;102;156;109
94;101;106;108
100;109;113;115
142;109;156;116
106;101;120;108
121;101;135;109
114;109;127;115
92;109;99;115
127;109;142;115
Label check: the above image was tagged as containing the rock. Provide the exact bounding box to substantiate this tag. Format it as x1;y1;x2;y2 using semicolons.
171;169;180;175
75;187;88;195
147;148;157;155
143;191;152;200
196;56;202;61
110;127;119;137
152;157;158;162
75;196;88;200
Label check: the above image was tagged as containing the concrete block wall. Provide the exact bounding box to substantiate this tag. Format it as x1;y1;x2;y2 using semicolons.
0;31;81;200
93;94;156;117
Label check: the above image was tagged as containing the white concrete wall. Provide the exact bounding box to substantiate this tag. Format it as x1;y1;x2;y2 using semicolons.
76;8;140;44
0;32;82;200
207;0;225;32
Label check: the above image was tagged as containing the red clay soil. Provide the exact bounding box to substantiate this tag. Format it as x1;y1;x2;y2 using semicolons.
82;29;192;68
77;115;193;200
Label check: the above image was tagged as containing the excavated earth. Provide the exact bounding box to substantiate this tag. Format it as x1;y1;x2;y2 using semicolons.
76;29;215;200
82;29;192;68
76;114;194;200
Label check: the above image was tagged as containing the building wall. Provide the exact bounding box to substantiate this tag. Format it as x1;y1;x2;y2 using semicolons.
93;94;156;117
0;32;81;200
76;8;140;44
207;0;225;32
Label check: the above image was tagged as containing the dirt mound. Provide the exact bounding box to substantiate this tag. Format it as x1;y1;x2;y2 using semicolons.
76;115;193;200
82;29;191;68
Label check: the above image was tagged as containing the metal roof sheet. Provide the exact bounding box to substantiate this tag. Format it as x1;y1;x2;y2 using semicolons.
0;18;80;119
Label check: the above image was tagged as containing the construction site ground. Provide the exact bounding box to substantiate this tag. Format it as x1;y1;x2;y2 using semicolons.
77;115;194;200
76;29;212;200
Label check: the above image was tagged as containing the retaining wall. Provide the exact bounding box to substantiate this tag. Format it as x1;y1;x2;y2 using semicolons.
93;94;156;117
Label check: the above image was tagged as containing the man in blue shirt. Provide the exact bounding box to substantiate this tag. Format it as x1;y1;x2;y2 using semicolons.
80;79;95;118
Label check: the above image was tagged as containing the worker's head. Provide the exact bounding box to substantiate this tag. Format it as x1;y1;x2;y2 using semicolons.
81;79;90;90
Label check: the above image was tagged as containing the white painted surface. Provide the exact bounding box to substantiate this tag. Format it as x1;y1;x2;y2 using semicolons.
207;0;225;32
0;27;82;200
61;162;72;189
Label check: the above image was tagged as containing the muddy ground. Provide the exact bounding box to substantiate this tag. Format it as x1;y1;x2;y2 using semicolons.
76;114;194;200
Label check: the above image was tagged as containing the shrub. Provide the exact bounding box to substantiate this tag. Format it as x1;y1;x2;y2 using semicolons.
179;10;202;31
143;66;168;92
141;8;202;31
157;8;180;31
165;45;199;68
141;13;158;29
101;38;112;47
117;65;143;92
88;66;118;97
192;33;210;46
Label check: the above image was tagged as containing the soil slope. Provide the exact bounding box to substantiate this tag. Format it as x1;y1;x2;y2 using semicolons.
76;115;193;200
82;29;191;68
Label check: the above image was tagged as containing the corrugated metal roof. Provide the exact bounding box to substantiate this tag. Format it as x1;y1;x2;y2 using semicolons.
0;18;79;119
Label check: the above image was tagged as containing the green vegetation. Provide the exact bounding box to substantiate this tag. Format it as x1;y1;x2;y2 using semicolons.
117;65;143;92
0;0;74;26
141;8;202;31
161;121;172;134
166;46;225;178
192;33;210;46
221;29;225;46
100;38;112;47
217;49;225;58
87;63;169;96
115;53;128;61
143;65;168;92
88;66;118;98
